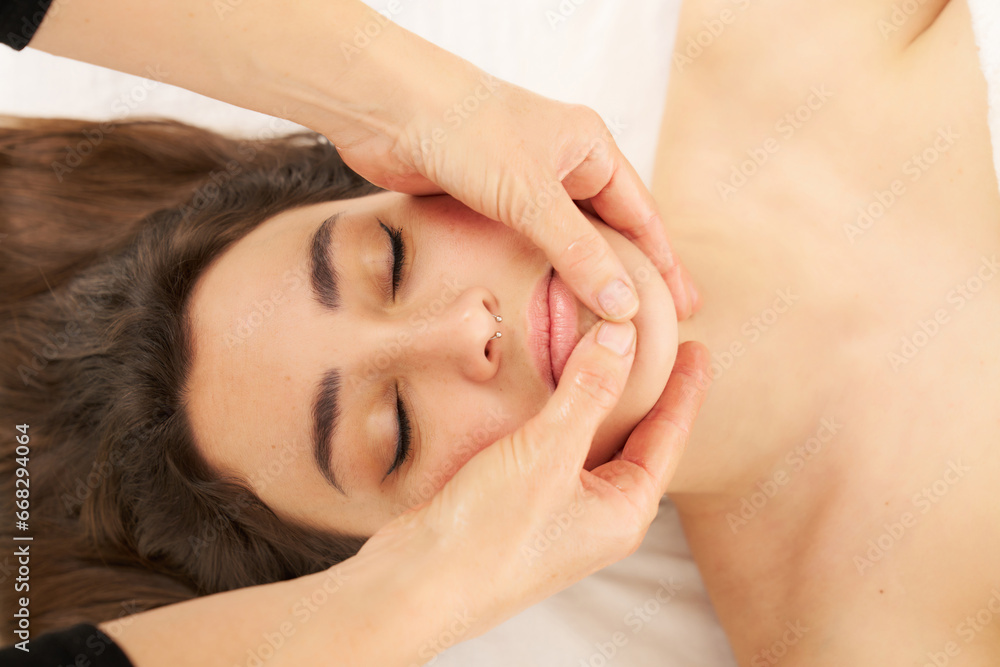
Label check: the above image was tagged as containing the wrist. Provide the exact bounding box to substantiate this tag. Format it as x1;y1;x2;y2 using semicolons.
242;3;482;152
296;522;478;666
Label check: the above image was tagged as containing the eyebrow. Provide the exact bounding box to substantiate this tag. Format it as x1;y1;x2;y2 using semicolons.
310;212;347;495
310;212;342;310
313;369;345;495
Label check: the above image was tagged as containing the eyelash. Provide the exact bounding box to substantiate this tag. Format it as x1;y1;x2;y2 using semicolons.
379;220;405;301
387;382;413;477
379;221;411;477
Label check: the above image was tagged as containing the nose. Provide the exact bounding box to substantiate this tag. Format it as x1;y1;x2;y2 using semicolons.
403;286;501;382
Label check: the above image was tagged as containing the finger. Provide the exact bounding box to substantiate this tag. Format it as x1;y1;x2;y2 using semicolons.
517;321;637;475
589;342;711;504
563;135;700;321
617;341;711;496
680;264;703;315
578;343;709;548
528;189;641;322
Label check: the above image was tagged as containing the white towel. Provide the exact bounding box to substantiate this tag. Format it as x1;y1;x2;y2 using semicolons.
969;0;1000;196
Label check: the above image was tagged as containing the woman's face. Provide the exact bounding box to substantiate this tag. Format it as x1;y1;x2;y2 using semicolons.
185;191;677;537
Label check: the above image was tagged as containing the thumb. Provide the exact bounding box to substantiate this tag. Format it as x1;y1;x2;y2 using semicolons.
515;320;636;476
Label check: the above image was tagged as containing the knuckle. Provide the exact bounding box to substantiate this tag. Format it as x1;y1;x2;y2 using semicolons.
567;103;603;129
562;231;611;275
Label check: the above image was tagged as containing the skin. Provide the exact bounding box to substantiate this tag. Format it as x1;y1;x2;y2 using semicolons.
184;192;677;538
652;0;1000;664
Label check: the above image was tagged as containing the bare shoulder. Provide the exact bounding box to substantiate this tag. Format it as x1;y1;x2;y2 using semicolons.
669;0;954;73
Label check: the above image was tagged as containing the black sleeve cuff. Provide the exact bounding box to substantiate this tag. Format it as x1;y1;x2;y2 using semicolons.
0;623;135;667
1;0;55;51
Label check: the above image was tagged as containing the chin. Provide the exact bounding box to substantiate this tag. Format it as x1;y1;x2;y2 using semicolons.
581;216;679;471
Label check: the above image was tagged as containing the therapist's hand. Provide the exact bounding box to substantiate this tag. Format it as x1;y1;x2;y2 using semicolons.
335;73;700;323
30;0;696;322
354;321;710;644
89;325;707;667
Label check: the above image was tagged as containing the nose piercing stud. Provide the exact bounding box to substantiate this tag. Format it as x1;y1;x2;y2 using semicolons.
489;312;502;341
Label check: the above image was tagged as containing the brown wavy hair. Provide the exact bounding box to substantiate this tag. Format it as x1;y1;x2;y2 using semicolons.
0;116;380;641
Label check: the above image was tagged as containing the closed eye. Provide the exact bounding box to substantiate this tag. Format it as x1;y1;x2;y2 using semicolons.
385;383;412;478
377;219;411;479
379;219;405;301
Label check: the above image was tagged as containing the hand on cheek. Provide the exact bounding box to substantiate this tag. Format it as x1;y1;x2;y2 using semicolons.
353;322;709;643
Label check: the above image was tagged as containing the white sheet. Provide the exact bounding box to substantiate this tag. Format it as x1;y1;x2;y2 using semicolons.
969;0;1000;196
4;1;999;665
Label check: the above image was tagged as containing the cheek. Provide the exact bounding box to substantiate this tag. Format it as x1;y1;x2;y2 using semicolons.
402;386;533;506
412;196;543;269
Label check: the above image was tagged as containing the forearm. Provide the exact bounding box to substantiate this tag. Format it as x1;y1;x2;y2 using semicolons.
28;0;474;147
99;536;467;667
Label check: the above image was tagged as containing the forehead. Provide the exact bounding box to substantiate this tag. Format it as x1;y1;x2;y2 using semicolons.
183;201;336;472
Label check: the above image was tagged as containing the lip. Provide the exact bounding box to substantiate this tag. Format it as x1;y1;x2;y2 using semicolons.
527;268;580;391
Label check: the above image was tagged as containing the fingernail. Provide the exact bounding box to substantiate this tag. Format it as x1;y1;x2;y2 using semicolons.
597;279;639;320
597;321;635;356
